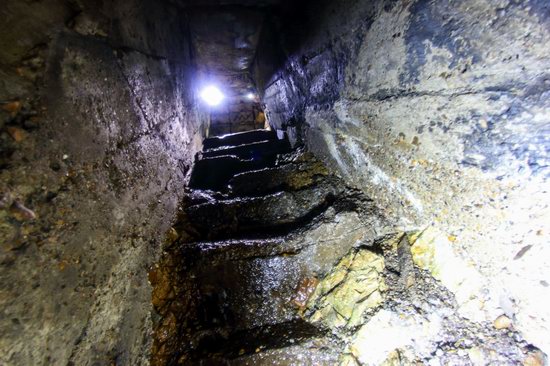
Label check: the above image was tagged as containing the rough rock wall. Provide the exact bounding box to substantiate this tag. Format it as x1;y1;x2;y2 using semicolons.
259;0;550;356
0;1;206;365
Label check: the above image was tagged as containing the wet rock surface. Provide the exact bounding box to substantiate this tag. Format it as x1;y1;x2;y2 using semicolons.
150;132;384;365
151;132;539;365
257;0;550;358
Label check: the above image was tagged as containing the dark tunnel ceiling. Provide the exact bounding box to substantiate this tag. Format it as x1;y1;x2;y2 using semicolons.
173;0;293;99
190;9;264;98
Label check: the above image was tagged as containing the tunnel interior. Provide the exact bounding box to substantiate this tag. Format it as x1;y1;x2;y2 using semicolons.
1;0;549;365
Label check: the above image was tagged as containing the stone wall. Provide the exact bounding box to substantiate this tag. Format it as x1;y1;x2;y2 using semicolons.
259;0;550;356
0;1;207;365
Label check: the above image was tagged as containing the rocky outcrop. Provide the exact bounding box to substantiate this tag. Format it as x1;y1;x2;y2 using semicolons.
306;249;386;329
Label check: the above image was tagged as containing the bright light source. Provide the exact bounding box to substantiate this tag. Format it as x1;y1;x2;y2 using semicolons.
200;86;224;106
246;93;255;100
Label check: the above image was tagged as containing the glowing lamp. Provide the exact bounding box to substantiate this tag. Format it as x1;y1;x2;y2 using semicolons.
200;86;224;106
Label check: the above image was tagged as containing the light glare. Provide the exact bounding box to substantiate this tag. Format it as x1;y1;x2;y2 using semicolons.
246;93;255;100
200;86;224;106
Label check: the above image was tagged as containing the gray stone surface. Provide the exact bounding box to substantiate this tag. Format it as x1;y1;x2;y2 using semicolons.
259;0;550;356
0;1;207;365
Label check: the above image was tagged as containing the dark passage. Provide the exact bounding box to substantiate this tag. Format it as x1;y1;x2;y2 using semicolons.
1;0;549;365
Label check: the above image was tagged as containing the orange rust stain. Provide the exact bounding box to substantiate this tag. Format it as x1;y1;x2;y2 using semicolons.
292;277;319;310
2;101;22;115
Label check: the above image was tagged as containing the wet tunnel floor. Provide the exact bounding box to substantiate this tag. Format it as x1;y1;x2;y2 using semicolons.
149;130;534;366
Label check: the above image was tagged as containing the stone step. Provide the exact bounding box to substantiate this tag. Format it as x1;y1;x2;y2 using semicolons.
202;138;291;160
174;211;374;357
228;154;329;197
188;155;278;192
176;237;298;261
152;140;391;363
225;337;339;366
191;327;337;365
185;181;344;240
203;129;277;150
